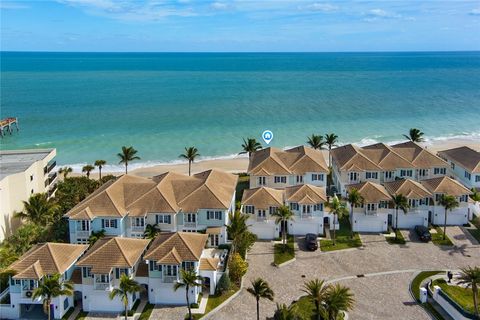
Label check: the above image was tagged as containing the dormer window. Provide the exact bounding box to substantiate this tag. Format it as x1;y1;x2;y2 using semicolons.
274;176;287;183
244;205;254;214
258;177;266;185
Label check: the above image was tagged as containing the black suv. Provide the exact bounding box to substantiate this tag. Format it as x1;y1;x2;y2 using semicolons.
305;233;318;251
414;225;432;242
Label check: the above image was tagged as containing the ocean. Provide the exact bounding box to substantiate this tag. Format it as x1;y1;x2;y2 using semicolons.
1;51;479;172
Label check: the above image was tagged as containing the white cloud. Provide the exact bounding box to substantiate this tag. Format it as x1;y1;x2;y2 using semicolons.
363;8;412;22
469;8;480;15
210;2;228;10
303;3;338;12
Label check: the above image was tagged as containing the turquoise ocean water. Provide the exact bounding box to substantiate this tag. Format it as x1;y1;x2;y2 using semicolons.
1;52;479;171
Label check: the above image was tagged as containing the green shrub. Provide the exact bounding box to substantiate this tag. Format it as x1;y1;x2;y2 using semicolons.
190;303;199;309
228;253;248;284
218;243;231;250
216;273;231;294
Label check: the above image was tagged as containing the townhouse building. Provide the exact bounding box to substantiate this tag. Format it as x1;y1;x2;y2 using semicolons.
65;169;237;247
438;146;480;189
2;243;88;319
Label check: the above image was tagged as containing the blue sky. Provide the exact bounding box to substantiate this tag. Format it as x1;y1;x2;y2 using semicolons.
1;0;479;52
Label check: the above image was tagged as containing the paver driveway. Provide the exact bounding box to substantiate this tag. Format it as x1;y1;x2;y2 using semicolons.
207;234;480;320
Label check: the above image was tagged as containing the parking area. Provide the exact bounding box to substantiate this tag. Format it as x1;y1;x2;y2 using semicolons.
209;232;480;320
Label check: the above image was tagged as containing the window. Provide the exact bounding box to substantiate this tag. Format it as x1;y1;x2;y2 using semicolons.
400;170;413;177
418;169;427;177
408;199;417;208
302;205;311;214
76;238;88;244
82;267;92;278
244;205;254;214
165;265;177;276
102;219;117;229
156;214;171;224
182;261;195;271
64;298;69;310
30;175;34;181
435;194;441;202
460;195;468;202
269;206;278;214
77;220;90;231
311;174;324;181
451;163;455;170
465;171;472;180
434;168;446;175
185;213;196;223
385;171;393;179
349;172;358;181
96;274;109;283
209;234;219;246
366;172;378;179
296;175;303;183
366;203;376;211
274;176;286;183
313;203;324;211
207;211;222;220
379;201;388;208
290;202;299;210
476;175;480;182
258;177;266;185
149;261;161;272
115;268;129;279
132;217;144;227
258;210;266;218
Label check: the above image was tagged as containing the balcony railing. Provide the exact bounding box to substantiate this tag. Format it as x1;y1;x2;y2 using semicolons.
131;225;145;232
48;184;57;197
75;230;91;238
163;276;178;283
94;283;112;291
365;210;377;215
256;216;267;222
183;221;197;228
300;213;313;219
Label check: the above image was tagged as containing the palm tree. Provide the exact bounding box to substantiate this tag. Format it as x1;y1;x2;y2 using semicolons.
247;278;275;320
391;194;409;240
456;266;480;317
117;146;140;174
327;196;348;246
179;146;200;176
58;167;73;179
240;138;262;158
324;133;339;168
471;188;480;202
94;160;107;180
403;128;424;142
173;268;203;320
302;279;329;320
82;164;95;179
88;229;106;246
324;283;355;320
14;193;59;226
271;205;295;247
307;134;325;150
109;273;142;320
274;302;299;320
32;273;74;320
347;188;363;238
226;211;249;255
144;224;159;239
438;194;459;240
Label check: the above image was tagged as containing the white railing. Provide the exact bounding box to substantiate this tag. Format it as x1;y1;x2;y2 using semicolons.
365;210;377;215
131;225;145;232
75;230;91;238
183;221;197;228
256;216;267;222
94;283;112;291
163;276;178;283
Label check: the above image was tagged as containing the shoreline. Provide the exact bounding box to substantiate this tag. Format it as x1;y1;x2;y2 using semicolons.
67;137;480;179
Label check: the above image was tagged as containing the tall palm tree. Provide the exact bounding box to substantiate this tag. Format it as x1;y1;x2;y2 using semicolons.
438;194;459;240
58;167;73;179
117;146;140;174
109;273;142;320
240;138;262;158
173;269;203;320
226;211;249;255
324;283;355;320
179;146;200;176
347;188;363;238
324;133;339;168
144;224;159;239
88;229;106;246
301;279;329;320
274;302;299;320
456;266;480;317
391;194;409;240
327;196;348;246
247;278;275;320
271;205;295;247
403;128;424;142
32;273;74;320
94;160;107;180
82;164;95;179
307;134;325;150
14;193;59;226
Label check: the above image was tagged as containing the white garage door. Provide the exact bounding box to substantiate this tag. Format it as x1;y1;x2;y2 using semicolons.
291;222;322;235
250;225;276;239
354;217;385;233
397;215;425;229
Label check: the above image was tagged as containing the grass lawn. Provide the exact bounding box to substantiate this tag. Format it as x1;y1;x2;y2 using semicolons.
433;279;477;314
75;311;88;320
411;271;442;300
386;229;406;245
466;228;480;243
291;296;344;320
138;303;155;320
320;218;362;252
188;286;240;319
274;236;295;265
431;227;453;246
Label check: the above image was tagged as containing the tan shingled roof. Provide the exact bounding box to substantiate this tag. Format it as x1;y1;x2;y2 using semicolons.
284;184;327;204
392;141;448;168
361;143;415;170
199;257;220;271
248;146;328;175
438;146;480;173
420;176;472;196
76;237;150;273
144;232;207;263
347;181;391;203
331;144;382;171
384;179;432;199
241;187;284;209
9;243;88;280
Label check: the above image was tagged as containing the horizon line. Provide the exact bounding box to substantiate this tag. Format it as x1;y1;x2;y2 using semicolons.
2;50;480;54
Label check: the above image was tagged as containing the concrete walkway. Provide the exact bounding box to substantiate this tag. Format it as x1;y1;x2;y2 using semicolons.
67;305;82;320
419;274;454;320
192;295;208;314
445;226;479;246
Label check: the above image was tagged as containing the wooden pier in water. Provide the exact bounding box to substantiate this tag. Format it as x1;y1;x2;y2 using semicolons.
0;117;19;137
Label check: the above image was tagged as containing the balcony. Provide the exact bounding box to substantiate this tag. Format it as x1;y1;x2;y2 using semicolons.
94;283;112;291
163;276;178;283
131;225;145;232
183;221;197;228
47;183;57;198
256;216;267;222
75;230;92;238
300;213;313;219
43;160;56;174
365;210;377;215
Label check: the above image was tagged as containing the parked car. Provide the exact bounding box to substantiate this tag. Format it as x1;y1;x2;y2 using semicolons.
414;225;432;242
305;233;318;251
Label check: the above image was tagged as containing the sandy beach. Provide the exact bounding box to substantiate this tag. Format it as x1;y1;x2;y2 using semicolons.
68;138;480;180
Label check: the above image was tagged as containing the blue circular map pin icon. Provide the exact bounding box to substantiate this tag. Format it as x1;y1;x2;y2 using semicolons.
262;130;273;145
